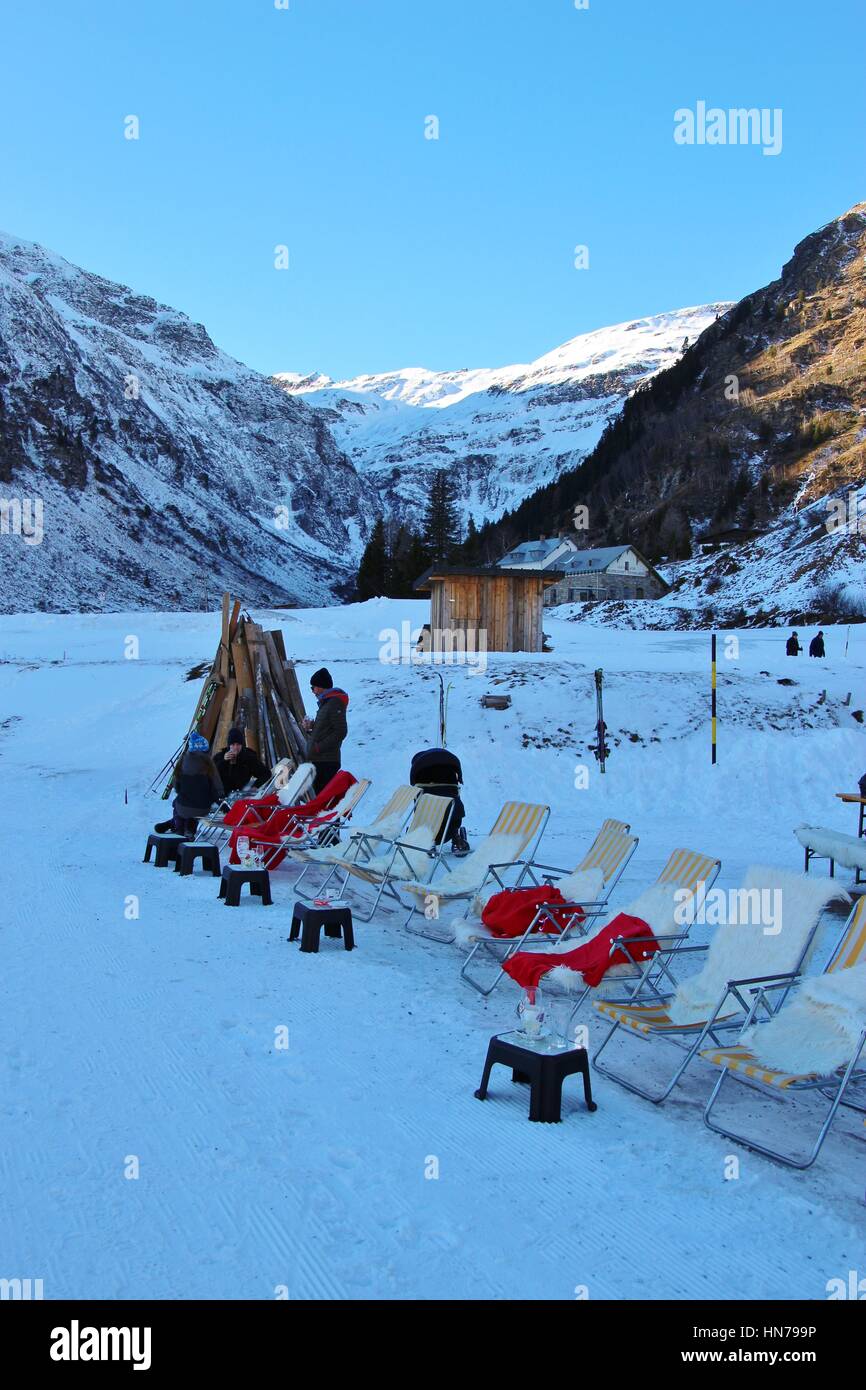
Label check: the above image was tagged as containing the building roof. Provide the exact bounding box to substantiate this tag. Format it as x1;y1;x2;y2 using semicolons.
414;565;563;591
557;545;632;574
498;537;568;565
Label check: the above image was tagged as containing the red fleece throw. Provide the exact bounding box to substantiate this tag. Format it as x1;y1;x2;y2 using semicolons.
503;913;659;991
223;795;279;827
228;771;356;865
481;886;584;939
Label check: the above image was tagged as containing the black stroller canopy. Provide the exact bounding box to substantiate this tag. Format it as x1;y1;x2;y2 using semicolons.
410;747;463;787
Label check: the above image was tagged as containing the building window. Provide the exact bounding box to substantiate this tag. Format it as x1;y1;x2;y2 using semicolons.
624;560;629;571
580;589;591;601
568;588;576;602
637;586;645;598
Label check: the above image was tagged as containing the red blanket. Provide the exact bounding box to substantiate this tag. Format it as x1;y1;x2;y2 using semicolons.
223;794;279;827
481;886;584;939
228;771;356;865
503;913;658;991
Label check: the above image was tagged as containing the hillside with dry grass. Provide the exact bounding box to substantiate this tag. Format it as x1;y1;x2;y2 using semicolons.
478;203;866;615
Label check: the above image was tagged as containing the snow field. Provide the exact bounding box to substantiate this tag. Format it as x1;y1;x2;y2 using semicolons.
0;601;864;1299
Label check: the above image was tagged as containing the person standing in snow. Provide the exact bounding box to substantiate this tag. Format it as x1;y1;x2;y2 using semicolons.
214;727;270;796
809;631;826;658
786;631;802;656
169;732;224;837
303;668;349;793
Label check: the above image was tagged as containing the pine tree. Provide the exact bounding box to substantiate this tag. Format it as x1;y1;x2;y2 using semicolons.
356;516;389;599
457;515;482;567
423;470;460;565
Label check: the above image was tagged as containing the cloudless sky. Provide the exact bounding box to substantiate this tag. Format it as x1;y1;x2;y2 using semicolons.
1;0;863;378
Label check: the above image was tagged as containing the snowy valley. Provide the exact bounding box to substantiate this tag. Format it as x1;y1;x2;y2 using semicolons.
274;306;729;534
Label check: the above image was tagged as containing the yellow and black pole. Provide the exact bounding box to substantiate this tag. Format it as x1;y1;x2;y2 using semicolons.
711;633;717;765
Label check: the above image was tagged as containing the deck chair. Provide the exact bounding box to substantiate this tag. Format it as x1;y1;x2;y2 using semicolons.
401;801;551;942
292;784;419;898
700;896;866;1168
195;761;313;845
324;792;455;921
254;779;372;871
460;820;639;996
522;848;723;1019
590;867;849;1104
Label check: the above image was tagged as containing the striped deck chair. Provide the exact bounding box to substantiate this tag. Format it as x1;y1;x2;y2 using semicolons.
460;821;638;996
700;896;866;1168
402;801;551;942
590;868;846;1105
538;848;722;1020
292;784;419;898
326;792;455;922
255;779;372;871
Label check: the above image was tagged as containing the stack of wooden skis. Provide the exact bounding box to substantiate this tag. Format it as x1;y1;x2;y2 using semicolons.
158;594;310;798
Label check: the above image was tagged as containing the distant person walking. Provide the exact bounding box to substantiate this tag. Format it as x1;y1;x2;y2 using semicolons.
786;631;802;656
214;727;270;796
303;668;349;793
809;631;826;658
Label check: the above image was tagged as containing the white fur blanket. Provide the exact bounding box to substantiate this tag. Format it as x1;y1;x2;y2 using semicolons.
795;825;866;871
276;764;314;805
453;866;606;947
405;832;528;901
666;867;848;1025
300;807;411;865
740;963;866;1075
356;825;437;881
543;881;684;993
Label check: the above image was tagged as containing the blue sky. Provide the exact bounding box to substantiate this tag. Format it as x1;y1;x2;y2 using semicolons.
1;0;863;378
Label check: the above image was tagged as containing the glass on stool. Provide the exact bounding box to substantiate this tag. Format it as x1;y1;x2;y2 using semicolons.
546;994;577;1049
516;987;546;1041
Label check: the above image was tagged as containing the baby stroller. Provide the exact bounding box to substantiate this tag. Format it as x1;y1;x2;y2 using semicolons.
409;748;470;856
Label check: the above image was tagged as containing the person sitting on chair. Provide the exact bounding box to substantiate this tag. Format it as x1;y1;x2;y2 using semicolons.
156;732;224;838
214;727;271;797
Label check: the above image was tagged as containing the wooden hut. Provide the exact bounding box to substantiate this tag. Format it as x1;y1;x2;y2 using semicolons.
413;566;560;653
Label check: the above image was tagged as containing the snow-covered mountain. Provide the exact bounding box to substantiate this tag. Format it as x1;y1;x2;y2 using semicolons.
0;231;376;613
274;305;730;531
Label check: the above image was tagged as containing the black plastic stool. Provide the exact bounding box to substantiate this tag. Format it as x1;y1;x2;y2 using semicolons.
144;833;185;867
475;1031;597;1122
219;864;272;906
176;842;221;877
290;901;354;953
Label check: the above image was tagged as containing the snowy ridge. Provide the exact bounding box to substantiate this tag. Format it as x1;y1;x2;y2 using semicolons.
0;230;377;612
274;305;730;531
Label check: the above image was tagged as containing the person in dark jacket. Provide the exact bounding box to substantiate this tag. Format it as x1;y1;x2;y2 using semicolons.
169;732;224;837
214;728;271;796
303;667;349;793
809;631;825;658
786;631;802;656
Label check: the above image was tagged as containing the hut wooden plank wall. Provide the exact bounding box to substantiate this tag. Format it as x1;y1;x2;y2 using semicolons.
415;567;560;653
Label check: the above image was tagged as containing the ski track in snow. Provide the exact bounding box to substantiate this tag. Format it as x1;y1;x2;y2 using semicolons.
0;600;864;1299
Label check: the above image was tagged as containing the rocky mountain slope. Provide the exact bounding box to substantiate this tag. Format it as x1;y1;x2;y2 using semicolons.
274;305;729;533
0;232;375;612
476;203;866;624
